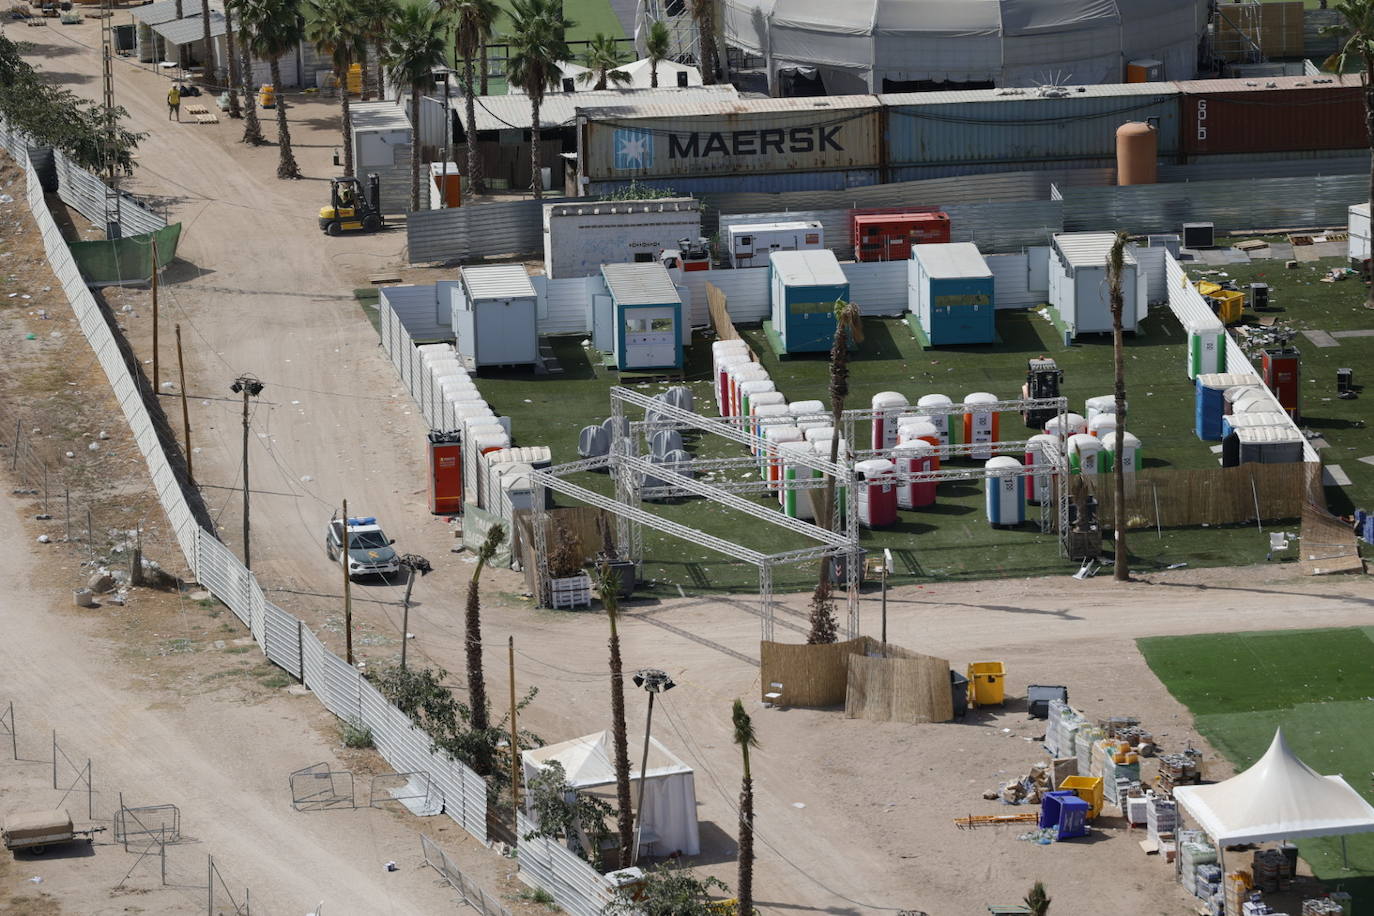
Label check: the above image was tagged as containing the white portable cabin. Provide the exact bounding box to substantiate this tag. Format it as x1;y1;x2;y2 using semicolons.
908;242;996;346
1048;233;1147;338
543;199;702;279
727;220;824;269
1349;203;1370;267
601;262;685;371
452;265;538;367
350;102;417;216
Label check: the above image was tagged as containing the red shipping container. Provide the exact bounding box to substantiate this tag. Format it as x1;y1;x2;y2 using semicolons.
852;208;950;262
427;432;463;514
1262;347;1301;421
1176;77;1365;157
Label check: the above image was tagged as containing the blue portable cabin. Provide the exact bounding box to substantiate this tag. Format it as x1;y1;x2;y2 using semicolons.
601;262;684;371
908;242;996;346
768;249;850;354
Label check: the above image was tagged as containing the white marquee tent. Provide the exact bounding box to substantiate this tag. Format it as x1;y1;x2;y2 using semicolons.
522;730;701;856
1174;730;1374;848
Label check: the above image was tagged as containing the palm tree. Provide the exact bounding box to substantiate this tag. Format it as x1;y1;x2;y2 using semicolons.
460;523;505;776
354;0;397;99
731;699;759;916
240;0;305;177
1024;880;1051;916
368;0;398;99
307;0;367;177
444;0;497;195
201;0;216;87
223;3;242;118
385;3;449;211
578;33;630;89
594;562;635;866
1107;231;1129;581
507;0;573;200
645;20;670;89
691;0;719;85
808;299;862;645
1327;0;1374;308
230;0;264;142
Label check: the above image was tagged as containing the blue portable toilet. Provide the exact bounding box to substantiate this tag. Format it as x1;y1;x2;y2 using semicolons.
1194;372;1259;440
601;262;684;371
768;249;849;354
984;456;1025;526
908;242;996;346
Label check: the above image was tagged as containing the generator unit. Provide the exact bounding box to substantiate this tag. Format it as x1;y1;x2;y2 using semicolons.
660;237;712;272
852;209;950;262
726;221;824;268
1023;357;1063;428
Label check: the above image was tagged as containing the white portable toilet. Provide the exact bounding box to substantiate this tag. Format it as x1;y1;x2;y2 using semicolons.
871;392;909;451
779;441;818;519
1024;433;1060;504
854;459;898;528
892;440;936;509
749;392;788;437
453;265;538;367
764;425;804;488
1044;412;1087;440
1221;411;1289;440
1102;431;1141;473
752;403;791;453
738;379;777;419
789;399;827;422
805;426;836;446
1235;426;1304;465
716;353;752;415
1088;414;1118;439
1067;434;1103;476
1223;384;1264;415
984;456;1025;526
897;418;942;469
729;363;769;419
1084;396;1124;422
916;394;957;447
963;392;999;460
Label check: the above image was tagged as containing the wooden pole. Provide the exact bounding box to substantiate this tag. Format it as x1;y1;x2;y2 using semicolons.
150;235;159;393
400;572;416;670
509;636;519;811
343;500;353;666
175;324;191;481
241;385;251;569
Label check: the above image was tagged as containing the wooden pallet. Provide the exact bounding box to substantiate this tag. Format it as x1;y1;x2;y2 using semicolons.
184;105;219;124
954;813;1039;830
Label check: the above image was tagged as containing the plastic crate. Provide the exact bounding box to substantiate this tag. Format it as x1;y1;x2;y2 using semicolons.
1058;775;1104;819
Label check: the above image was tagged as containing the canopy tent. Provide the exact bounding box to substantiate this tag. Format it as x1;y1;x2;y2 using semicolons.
522;730;701;856
1174;729;1374;845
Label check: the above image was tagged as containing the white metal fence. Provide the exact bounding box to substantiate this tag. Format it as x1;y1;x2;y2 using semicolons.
515;812;617;916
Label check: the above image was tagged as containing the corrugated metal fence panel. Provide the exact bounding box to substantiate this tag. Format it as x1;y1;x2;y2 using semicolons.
195;535;252;626
678;269;771;323
262;601;302;678
539;276;599;336
516;812;615;916
1132;245;1167;304
986;253;1036;309
844;261;907;316
944;200;1063;253
407;197;568;264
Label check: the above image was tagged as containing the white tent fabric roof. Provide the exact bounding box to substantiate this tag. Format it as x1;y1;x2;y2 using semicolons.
1174;730;1374;845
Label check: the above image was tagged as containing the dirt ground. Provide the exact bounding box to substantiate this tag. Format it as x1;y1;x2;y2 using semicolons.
14;17;1374;916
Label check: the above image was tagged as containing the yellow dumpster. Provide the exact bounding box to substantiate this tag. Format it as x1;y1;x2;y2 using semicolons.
1195;280;1244;325
1058;775;1104;820
967;661;1005;706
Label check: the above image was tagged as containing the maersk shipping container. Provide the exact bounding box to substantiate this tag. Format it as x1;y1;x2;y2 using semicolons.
1176;76;1366;157
577;96;882;185
881;83;1181;179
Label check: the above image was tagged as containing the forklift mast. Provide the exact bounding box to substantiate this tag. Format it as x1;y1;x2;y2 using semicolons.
366;173;380;213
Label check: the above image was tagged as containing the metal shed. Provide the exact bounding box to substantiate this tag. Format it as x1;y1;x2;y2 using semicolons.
452;265;538;368
1048;233;1146;338
768;249;849;354
908;243;995;346
601;262;684;371
351;102;420;215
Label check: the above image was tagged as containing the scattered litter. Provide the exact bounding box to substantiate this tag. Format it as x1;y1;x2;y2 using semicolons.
1166;562;1188;569
27;876;41;884
792;802;806;809
0;195;13;204
98;430;109;440
65;451;74;458
88;442;99;451
37;535;50;544
300;475;314;482
384;861;398;872
160;381;175;390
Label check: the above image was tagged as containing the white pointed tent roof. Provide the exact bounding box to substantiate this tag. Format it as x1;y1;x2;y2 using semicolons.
521;730;692;789
1173;729;1374;845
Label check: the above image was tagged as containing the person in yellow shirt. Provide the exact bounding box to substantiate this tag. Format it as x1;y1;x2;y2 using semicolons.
167;85;181;121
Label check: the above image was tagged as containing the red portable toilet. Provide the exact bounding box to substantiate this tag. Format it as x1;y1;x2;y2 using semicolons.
871;391;909;451
855;458;898;527
893;441;936;509
716;353;751;415
1024;433;1060;504
1262;347;1301;420
427;430;463;513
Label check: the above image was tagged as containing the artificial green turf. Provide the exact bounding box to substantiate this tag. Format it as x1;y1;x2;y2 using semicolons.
1139;628;1374;911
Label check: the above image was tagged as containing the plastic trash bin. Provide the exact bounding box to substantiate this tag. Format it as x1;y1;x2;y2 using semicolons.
967;661;1005;706
950;670;969;719
1057;775;1104;820
1045;792;1090;839
1027;685;1069;719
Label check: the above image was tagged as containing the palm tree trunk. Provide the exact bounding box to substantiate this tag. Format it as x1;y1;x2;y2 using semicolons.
200;0;214;87
409;88;422;210
340;76;354;177
465;558;491;774
271;56;301;179
1108;232;1128;581
1366;69;1374;308
224;5;241;118
808;311;851;644
530;92;543;200
240;28;263;144
650;60;658;89
358;44;371;100
697;0;718;85
375;39;385;100
737;751;754;916
464;55;483;195
607;609;634;865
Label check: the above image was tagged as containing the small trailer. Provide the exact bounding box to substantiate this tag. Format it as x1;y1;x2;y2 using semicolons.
3;810;104;854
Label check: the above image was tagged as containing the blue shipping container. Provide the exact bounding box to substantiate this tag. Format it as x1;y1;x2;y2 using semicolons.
882;85;1181;172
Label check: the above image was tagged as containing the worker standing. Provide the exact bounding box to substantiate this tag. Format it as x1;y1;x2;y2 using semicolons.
167;85;181;121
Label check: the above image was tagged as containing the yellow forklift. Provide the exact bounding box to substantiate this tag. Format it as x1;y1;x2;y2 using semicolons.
319;174;383;236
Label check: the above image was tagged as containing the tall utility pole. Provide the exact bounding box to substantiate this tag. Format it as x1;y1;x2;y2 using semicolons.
440;70;452;208
175;325;191;480
342;500;353;665
509;636;519;812
630;669;675;865
150;236;159;392
230;375;264;568
396;554;432;670
99;0;122;238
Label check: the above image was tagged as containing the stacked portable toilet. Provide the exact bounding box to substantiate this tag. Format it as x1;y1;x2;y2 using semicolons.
897;418;942;469
963;392;1000;460
985;457;1025;526
752;403;791;454
763;422;804;487
729;362;770;419
872;392;909;450
713;342;752;416
780;441;818;520
1195;373;1260;440
855;459;898;528
893;440;937;509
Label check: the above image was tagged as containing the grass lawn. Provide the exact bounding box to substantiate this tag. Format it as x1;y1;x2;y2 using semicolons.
470;302;1298;597
1138;628;1374;912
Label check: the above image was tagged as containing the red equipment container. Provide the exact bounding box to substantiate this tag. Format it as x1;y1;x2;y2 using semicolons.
1262;347;1301;420
427;430;463;514
852;209;951;262
1176;77;1365;157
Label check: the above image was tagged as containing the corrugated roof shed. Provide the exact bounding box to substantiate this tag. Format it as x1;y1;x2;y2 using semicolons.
770;249;847;286
152;11;226;46
601;262;681;305
576;94;880;122
351;101;413;132
461;264;536;300
131;0;194;25
1054;232;1139;269
912;242;992;279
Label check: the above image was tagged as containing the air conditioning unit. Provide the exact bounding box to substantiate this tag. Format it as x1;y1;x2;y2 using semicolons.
1182;222;1215;250
1249;282;1269;310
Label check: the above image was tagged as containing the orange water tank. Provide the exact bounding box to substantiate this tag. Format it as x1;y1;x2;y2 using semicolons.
1116;122;1158;186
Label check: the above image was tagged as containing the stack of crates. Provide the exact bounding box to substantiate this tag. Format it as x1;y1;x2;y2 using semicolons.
1226;871;1256;916
1181;839;1219;897
1147;797;1177;842
1302;900;1345;916
1075;724;1104;776
1046;700;1084;758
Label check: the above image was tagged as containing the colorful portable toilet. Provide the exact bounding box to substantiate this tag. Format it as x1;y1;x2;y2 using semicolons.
897;418;942;469
916;394;957;446
893;440;936;509
601;262;684;371
871;392;909;451
1101;431;1141;473
716;353;751;415
749;390;787;421
908;242;996;346
768;249;850;354
738;379;776;419
1044;412;1087;440
1088;414;1118;439
984;456;1024;526
453;264;539;368
1221;411;1289;440
764;425;804;487
1195;372;1259;440
1024;433;1060;504
1231;388;1277;417
789;399;826;422
729;363;769;419
1067;434;1103;476
779;441;818;519
752;404;791;454
1262;346;1301;419
814;438;848;518
1185;315;1226;379
855;459;898;528
963;392;999;460
1084;396;1124;422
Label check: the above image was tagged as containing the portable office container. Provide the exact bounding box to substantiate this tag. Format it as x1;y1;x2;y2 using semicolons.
1176;77;1366;158
855;459;898;528
452;265;538;368
1049;233;1146;337
871;392;909;451
543;198;702;279
768;250;850;354
601;262;684;371
428;162;462;210
984;457;1024;526
908;243;996;346
892;441;936;509
729;221;825;269
963;392;999;460
853;209;950;262
1195;373;1259;440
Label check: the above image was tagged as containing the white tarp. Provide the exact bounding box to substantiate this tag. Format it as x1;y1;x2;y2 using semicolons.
1174;730;1374;845
522;730;702;856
